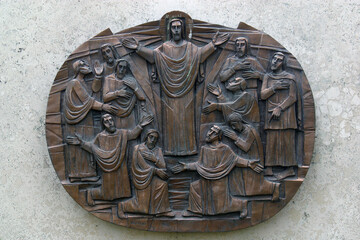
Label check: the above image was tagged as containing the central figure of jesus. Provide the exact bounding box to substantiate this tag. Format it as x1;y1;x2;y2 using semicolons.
123;18;228;156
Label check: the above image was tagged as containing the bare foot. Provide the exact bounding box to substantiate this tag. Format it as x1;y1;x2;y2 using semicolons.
87;190;95;206
182;210;203;218
156;211;176;218
117;202;126;218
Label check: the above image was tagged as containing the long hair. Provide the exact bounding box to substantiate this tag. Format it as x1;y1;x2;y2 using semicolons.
100;43;120;60
235;37;252;56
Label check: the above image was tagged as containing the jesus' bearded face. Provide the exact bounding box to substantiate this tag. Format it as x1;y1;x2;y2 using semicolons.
171;20;182;42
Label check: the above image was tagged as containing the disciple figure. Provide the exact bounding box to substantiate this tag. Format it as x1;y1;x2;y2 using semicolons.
203;76;260;125
92;43;121;93
224;113;279;200
172;125;263;218
66;113;153;204
64;59;118;182
219;36;265;98
118;129;175;218
260;52;299;173
122;18;229;156
103;59;146;129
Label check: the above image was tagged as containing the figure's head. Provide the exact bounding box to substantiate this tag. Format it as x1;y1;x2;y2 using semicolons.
101;114;116;133
144;129;159;149
271;52;286;72
115;59;128;79
226;76;247;92
101;44;116;64
206;125;222;143
228;113;245;132
73;60;92;77
169;18;184;42
234;37;249;57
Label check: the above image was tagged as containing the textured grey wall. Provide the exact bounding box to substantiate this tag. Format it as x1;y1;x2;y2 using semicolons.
0;0;359;239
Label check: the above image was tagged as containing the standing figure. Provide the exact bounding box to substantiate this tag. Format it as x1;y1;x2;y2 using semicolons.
219;37;265;98
64;60;118;182
172;125;263;218
260;52;298;172
224;113;279;200
203;76;260;125
119;129;175;218
103;59;146;129
67;114;153;204
122;19;229;156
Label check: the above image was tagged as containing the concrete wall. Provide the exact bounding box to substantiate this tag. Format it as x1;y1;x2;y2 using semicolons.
0;0;359;239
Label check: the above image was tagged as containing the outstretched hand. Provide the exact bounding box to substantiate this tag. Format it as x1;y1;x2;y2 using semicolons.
207;83;222;96
102;104;118;115
249;160;264;174
122;37;139;50
140;114;154;127
66;133;83;145
93;60;104;76
212;31;230;46
202;100;218;114
171;162;186;174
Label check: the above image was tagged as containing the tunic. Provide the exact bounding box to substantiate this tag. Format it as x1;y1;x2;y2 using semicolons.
261;71;298;166
64;77;102;180
122;143;171;215
187;143;248;215
83;127;142;200
141;40;216;156
229;125;277;196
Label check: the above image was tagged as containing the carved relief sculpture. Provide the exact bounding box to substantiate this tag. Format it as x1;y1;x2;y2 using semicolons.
46;11;315;232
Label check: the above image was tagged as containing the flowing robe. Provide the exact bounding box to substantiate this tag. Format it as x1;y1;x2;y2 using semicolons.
82;127;142;200
216;91;260;124
64;78;102;180
138;40;216;156
103;73;145;129
187;143;248;215
229;124;278;196
261;71;298;166
219;55;265;98
122;143;171;215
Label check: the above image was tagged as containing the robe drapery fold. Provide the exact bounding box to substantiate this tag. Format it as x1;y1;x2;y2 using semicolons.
151;41;216;156
261;71;300;166
64;79;96;124
85;129;133;200
154;42;201;98
195;144;238;180
90;129;128;173
187;143;248;215
122;143;171;215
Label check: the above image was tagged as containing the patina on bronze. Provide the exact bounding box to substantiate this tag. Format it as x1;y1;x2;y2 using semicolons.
46;11;315;232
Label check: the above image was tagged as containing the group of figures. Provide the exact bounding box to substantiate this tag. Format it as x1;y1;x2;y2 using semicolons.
48;12;313;229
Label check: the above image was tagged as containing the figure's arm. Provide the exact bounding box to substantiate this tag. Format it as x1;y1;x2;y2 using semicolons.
234;134;254;153
127;125;143;140
136;46;155;64
66;133;93;153
127;115;154;140
278;80;297;110
200;41;216;63
235;156;250;168
123;78;146;101
102;77;118;102
219;59;235;82
260;75;275;100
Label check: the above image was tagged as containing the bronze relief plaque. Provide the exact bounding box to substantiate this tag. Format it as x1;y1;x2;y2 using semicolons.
46;11;315;232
